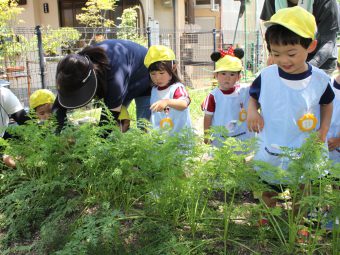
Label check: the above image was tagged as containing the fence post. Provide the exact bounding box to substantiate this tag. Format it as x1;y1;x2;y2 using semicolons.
256;30;260;73
212;28;216;52
147;26;151;48
35;25;46;89
213;28;216;69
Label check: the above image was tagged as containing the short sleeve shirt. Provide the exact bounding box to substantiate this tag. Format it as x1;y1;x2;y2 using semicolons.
250;64;334;104
0;87;23;136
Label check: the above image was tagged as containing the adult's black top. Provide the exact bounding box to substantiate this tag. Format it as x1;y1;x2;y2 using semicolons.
261;0;339;72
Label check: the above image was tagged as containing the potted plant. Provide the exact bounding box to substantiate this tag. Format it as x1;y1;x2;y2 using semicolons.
0;1;26;73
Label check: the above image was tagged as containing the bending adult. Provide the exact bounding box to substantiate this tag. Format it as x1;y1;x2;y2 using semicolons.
53;39;151;131
261;0;339;74
0;86;30;168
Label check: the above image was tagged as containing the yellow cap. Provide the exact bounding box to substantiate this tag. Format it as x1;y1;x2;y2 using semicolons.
29;89;56;109
118;105;130;120
338;48;340;64
213;55;242;73
264;6;316;39
144;45;175;68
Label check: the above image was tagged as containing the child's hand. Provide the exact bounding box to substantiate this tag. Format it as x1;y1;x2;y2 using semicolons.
3;154;16;169
247;110;264;133
328;137;340;151
150;99;169;112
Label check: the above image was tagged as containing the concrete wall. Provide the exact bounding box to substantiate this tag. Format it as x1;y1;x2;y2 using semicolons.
17;0;59;28
194;6;221;30
38;0;60;28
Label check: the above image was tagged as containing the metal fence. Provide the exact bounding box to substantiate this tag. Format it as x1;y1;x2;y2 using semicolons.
0;26;265;107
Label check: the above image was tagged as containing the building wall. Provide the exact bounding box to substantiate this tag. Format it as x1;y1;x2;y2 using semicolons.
194;7;221;30
38;0;60;28
16;0;38;27
221;0;265;45
154;1;173;29
16;0;59;28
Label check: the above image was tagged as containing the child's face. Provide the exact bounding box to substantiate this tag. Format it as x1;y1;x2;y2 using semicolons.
215;71;240;90
269;42;315;74
150;69;172;87
35;103;52;121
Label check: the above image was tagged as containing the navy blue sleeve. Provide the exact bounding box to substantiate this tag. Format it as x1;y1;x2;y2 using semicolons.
319;82;335;104
249;75;261;101
98;40;150;109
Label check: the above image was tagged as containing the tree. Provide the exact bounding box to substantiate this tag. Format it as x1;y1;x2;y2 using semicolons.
0;0;23;28
117;7;147;46
0;0;26;69
76;0;116;28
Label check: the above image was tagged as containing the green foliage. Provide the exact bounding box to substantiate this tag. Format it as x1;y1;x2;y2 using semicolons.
0;0;25;67
117;7;147;47
42;27;81;56
0;0;23;28
253;133;340;254
76;0;116;28
0;107;339;254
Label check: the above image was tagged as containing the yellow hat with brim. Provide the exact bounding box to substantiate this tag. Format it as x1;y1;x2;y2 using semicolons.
264;6;316;39
29;89;56;109
213;55;243;73
144;45;175;68
118;105;130;120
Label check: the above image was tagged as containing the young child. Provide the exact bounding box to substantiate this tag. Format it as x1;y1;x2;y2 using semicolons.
325;50;340;231
144;45;191;134
247;7;334;208
202;48;251;147
327;52;340;163
29;89;56;121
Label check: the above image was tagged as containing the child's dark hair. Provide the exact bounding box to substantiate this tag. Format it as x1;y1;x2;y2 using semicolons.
265;25;312;52
148;61;182;85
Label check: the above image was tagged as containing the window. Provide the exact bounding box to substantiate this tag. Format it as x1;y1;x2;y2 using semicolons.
58;0;144;28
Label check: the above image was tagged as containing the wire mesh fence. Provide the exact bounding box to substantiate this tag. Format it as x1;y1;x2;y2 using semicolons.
0;26;265;107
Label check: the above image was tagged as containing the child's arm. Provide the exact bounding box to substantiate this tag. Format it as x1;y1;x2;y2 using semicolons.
204;114;213;144
247;97;264;133
150;85;190;112
150;98;188;112
318;102;333;142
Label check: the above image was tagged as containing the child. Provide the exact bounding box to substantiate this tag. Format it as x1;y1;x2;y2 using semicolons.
247;7;334;208
327;52;340;163
1;87;30;168
144;45;191;134
29;89;56;121
324;50;340;231
202;48;251;147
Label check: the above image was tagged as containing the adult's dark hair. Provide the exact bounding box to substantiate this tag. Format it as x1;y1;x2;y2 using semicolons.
56;46;110;100
265;25;313;52
148;61;182;86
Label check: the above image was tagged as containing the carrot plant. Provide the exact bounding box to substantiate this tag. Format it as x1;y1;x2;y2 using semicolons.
0;107;338;254
252;132;340;254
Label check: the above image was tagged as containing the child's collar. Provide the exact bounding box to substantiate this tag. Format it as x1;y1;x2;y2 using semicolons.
219;85;239;94
278;63;312;81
